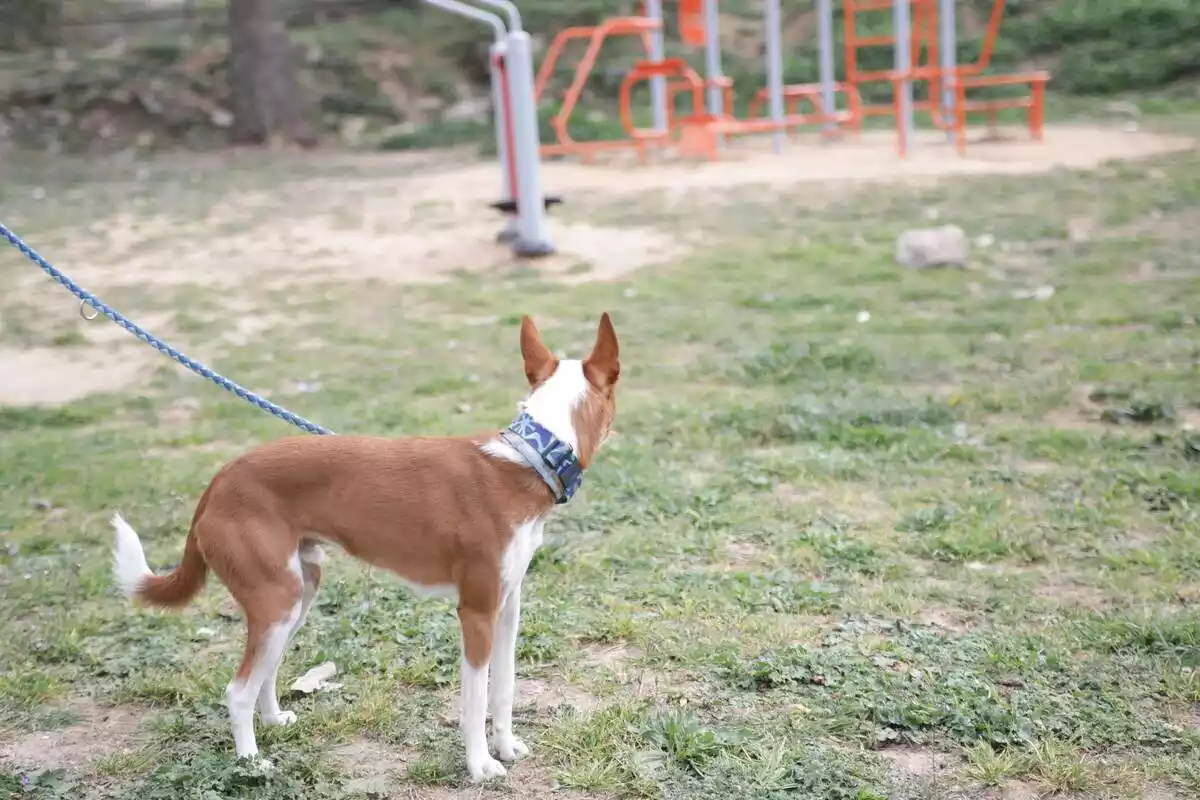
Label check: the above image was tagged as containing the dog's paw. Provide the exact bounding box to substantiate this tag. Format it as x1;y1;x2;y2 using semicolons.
468;755;508;782
492;734;530;762
260;710;297;727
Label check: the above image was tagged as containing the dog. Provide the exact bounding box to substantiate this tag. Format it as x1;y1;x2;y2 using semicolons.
111;313;619;781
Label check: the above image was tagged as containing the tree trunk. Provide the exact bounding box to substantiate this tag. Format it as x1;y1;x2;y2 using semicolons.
227;0;316;146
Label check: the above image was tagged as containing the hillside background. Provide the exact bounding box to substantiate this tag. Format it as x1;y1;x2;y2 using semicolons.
2;0;1199;154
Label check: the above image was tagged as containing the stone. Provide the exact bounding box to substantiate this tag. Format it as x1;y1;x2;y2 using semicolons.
894;224;969;269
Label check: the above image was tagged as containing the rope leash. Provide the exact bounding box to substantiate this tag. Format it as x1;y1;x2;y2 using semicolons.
1;222;334;436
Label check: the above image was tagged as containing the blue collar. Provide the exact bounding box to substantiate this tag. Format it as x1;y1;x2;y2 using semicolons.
499;412;583;505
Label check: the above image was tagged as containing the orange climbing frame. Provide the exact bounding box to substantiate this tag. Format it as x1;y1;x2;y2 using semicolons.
846;0;1043;140
878;0;1049;156
677;0;707;46
888;66;1049;156
746;82;863;133
534;0;1048;163
843;0;941;127
534;16;670;161
621;58;705;142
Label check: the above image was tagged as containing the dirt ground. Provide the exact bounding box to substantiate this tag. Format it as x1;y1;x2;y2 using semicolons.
1;123;1193;407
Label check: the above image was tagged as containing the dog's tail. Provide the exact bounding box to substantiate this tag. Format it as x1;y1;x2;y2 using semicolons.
112;513;208;608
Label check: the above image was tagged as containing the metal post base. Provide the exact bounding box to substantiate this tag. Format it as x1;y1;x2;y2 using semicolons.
513;238;556;258
496;218;519;243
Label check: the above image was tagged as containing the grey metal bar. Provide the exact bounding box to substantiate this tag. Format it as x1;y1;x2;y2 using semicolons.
764;0;784;153
471;0;521;32
818;0;836;135
423;0;505;40
893;0;914;151
646;0;668;133
938;0;957;142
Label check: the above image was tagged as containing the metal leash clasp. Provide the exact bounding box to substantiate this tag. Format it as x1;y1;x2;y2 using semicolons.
79;299;99;321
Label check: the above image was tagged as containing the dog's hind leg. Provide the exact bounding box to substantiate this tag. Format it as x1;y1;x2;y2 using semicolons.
225;554;303;761
257;544;324;726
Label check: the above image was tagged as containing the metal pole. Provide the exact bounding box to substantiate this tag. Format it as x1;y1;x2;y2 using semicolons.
490;41;517;242
423;0;551;256
471;0;521;31
645;0;668;133
424;0;505;39
503;30;555;257
892;0;914;153
818;0;836;135
938;0;957;143
423;0;515;243
764;0;784;153
703;0;723;115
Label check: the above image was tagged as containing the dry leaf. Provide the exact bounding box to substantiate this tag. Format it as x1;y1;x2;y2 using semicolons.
289;661;339;695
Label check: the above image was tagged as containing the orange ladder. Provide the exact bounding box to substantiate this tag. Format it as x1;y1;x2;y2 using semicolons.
843;0;941;128
877;0;1050;156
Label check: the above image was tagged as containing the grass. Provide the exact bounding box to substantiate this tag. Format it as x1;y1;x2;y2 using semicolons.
1;120;1200;799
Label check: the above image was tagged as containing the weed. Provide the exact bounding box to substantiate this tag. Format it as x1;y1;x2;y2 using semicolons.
963;741;1030;786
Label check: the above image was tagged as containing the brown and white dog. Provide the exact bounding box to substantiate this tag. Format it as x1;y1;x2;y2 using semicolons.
112;314;619;781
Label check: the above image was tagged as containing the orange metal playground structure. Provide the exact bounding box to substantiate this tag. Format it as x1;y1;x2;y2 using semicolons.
532;0;1049;161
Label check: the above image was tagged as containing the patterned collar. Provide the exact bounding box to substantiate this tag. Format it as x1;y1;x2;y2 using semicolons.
499;412;583;505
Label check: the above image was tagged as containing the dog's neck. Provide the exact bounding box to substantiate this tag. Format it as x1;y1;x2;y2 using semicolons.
482;359;592;504
499;413;582;504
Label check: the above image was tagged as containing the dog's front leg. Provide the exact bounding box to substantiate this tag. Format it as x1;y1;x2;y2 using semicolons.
489;582;529;762
458;583;507;782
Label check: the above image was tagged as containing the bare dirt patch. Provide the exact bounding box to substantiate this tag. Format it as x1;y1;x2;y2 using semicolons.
15;124;1187;303
0;344;153;406
0;700;149;777
514;678;601;715
1016;460;1061;476
993;781;1041;800
1142;787;1184;800
1035;573;1110;613
1043;407;1108;432
771;482;896;525
627;668;706;707
722;539;772;568
442;677;601;728
35;215;685;292
918;606;981;633
879;745;959;778
582;642;644;671
538;125;1194;194
330;737;422;796
396;763;605;800
1;288;315;409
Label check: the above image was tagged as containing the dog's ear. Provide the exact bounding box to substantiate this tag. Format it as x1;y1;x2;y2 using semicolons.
520;315;558;387
583;312;620;389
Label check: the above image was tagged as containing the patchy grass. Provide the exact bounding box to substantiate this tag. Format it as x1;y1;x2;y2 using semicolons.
1;131;1199;799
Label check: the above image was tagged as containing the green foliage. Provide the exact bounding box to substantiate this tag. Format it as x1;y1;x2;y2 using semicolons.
718;616;1177;749
378;118;494;152
1003;0;1200;94
0;0;60;50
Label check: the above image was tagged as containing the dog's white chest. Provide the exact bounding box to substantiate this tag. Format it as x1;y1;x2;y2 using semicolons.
500;519;543;591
